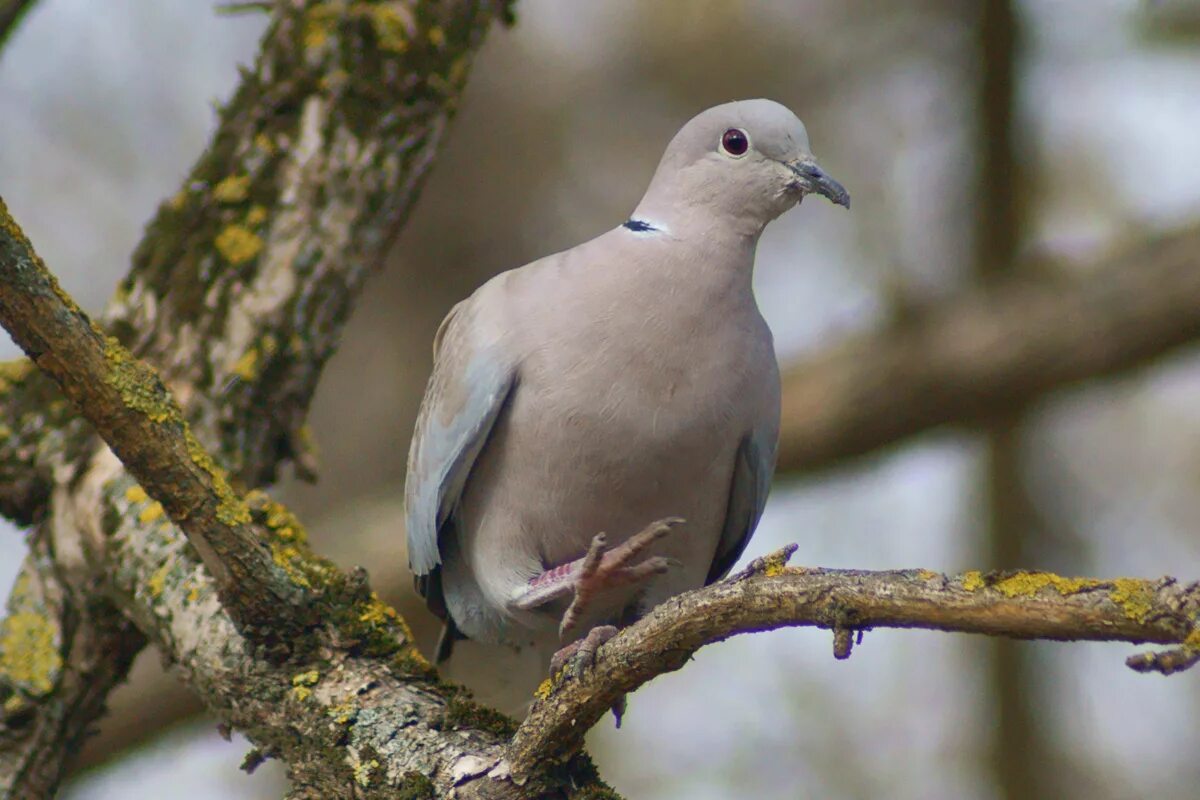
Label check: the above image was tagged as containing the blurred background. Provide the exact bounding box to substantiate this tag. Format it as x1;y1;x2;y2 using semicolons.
3;0;1200;798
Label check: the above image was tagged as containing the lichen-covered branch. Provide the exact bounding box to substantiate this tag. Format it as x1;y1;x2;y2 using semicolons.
507;551;1200;779
0;543;144;800
105;0;510;488
0;361;76;526
0;198;314;642
778;226;1200;473
2;1;521;796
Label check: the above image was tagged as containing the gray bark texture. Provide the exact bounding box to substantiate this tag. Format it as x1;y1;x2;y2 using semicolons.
0;2;1198;800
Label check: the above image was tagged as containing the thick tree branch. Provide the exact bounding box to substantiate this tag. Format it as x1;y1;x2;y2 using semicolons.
508;550;1200;779
2;1;529;796
105;0;512;488
2;179;615;799
778;226;1200;473
0;198;313;641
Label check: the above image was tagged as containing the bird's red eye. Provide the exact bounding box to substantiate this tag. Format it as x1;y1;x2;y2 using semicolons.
720;128;749;156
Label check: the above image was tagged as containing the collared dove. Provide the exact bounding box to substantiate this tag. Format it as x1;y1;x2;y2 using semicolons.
406;98;848;679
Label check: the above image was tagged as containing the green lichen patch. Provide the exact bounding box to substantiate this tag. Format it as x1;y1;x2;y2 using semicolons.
302;3;340;50
440;689;517;738
349;750;380;788
396;771;435;800
560;754;622;800
184;428;251;527
103;336;183;425
243;491;423;666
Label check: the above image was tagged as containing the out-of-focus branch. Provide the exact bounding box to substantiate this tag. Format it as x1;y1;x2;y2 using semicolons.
0;198;313;641
0;548;144;800
0;0;36;53
509;550;1200;779
778;226;1200;473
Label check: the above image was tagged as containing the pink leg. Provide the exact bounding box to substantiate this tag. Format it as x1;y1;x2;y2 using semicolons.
508;517;684;639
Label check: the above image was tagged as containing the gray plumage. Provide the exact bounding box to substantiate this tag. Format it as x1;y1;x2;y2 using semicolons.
405;98;848;668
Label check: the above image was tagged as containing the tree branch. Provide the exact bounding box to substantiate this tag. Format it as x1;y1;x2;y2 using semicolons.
2;171;615;799
0;0;35;54
0;198;313;642
3;1;532;796
778;226;1200;473
508;549;1200;779
0;548;144;800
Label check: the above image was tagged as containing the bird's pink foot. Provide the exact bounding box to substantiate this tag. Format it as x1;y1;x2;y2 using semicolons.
558;517;684;639
550;624;619;678
548;624;629;726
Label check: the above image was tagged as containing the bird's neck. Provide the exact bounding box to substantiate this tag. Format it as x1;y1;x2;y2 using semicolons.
631;184;769;243
617;209;761;306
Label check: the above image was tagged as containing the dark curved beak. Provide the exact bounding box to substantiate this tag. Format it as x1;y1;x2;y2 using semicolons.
788;160;850;209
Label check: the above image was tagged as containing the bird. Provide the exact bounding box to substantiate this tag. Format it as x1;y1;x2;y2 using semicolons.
405;98;848;685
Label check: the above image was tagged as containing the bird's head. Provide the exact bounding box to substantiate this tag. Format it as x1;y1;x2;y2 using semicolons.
636;99;849;237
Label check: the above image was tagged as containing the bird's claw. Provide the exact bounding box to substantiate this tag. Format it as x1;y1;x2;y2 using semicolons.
558;516;685;639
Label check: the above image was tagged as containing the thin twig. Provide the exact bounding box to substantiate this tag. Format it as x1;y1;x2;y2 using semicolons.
505;565;1200;779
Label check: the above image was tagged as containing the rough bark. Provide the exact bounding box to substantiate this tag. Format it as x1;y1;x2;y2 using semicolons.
508;550;1200;781
1;1;529;797
777;225;1200;473
0;198;312;642
0;0;1198;798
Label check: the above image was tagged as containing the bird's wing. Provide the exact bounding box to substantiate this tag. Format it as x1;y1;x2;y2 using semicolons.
707;425;778;583
405;297;517;593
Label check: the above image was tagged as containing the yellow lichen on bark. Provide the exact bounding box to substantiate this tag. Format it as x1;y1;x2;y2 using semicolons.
0;358;32;392
961;571;985;591
138;501;165;524
761;550;791;578
214;225;263;265
363;3;414;52
0;575;63;698
1109;579;1155;623
992;572;1101;598
291;668;320;701
212;174;251;204
183;428;251;527
246;205;268;227
146;562;171;599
